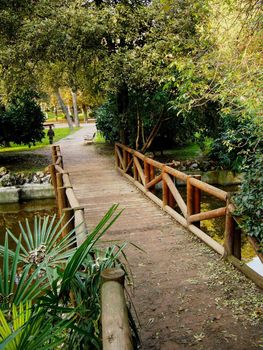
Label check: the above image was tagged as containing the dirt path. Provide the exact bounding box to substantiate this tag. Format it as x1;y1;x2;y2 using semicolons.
56;125;262;350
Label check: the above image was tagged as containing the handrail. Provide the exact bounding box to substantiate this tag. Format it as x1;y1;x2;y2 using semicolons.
115;143;263;289
101;269;133;350
49;145;88;245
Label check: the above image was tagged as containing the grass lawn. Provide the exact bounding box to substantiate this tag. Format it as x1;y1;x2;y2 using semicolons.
0;127;80;153
0;127;81;172
149;143;203;162
46;112;87;123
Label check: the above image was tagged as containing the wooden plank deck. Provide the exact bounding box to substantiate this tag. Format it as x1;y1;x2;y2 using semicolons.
58;126;262;350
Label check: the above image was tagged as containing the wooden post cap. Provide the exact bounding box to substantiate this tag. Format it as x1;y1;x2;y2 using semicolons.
101;268;125;285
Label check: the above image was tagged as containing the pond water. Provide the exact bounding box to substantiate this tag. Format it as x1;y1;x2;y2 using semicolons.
0;199;57;251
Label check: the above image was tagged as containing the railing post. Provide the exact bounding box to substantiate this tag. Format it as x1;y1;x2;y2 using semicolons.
187;176;194;222
224;195;241;259
127;152;131;174
149;165;155;193
57;173;66;218
52;145;58;164
101;268;133;350
233;223;241;260
133;156;138;181
59;155;64;169
144;159;150;188
123;149;127;170
162;168;168;207
61;207;75;240
168;188;175;209
193;175;201;228
49;164;58;200
115;145;119;168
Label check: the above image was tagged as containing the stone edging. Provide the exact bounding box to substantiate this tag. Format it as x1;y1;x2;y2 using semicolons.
0;184;55;204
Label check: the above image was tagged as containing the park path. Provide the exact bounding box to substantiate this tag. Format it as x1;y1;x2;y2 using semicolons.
57;125;262;350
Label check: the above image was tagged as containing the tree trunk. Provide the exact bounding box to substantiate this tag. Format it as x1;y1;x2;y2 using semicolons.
55;88;74;130
141;115;163;154
135;108;140;150
82;103;88;123
117;84;129;144
71;89;80;127
54;106;58;121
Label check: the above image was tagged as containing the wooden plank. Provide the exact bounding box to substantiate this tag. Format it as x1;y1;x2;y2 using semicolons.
74;209;88;246
66;188;80;208
56;173;66;217
193;175;201;228
101;269;133;350
189;177;227;201
227;255;263;290
187;176;194;218
52;145;57;164
134;150;145;161
54;164;65;174
125;158;133;173
144;160;150;185
162;173;168;207
224;197;236;257
146;174;162;190
134;157;145;186
49;164;58;200
163;172;187;217
144;156;163;170
115;142;134;155
163;165;187;182
188;207;226;223
116;147;125;170
62;173;72;188
164;205;225;255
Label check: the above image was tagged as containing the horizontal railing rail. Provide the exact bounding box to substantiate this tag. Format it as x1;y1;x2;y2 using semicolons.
115;142;263;289
49;145;88;246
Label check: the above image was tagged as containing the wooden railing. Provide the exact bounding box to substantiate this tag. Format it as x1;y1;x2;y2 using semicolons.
49;145;88;246
115;143;263;289
49;145;133;349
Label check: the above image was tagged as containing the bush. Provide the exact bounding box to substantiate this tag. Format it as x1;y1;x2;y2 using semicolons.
209;114;261;171
0;91;45;147
233;151;263;251
95;99;119;144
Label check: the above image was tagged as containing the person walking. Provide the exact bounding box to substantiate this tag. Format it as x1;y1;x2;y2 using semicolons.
47;125;55;144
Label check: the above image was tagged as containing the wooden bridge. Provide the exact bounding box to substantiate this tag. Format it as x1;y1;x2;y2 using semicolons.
51;126;262;350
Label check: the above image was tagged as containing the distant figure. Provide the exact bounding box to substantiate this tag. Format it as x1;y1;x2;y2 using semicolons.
47;125;55;144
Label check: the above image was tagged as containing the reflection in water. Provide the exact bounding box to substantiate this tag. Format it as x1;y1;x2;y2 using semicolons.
0;199;57;251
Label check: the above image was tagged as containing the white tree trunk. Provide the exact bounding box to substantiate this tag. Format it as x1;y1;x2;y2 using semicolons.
55;88;74;130
71;89;80;127
81;104;88;123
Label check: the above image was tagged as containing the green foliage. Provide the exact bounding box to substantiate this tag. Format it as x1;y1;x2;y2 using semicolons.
0;127;80;153
0;205;132;348
210;114;262;171
234;153;263;251
0;91;45;147
95;99;119;143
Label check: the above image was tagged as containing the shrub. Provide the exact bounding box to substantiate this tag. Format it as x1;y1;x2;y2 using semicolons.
0;206;134;348
0;91;45;147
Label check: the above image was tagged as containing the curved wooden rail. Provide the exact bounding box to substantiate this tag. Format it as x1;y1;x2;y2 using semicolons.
115;143;263;289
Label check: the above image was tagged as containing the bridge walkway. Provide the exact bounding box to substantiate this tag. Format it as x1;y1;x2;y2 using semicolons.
58;125;262;350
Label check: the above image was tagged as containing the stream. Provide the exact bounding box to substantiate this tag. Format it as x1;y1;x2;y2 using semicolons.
0;199;57;251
